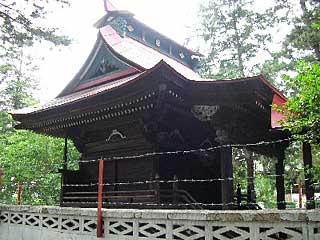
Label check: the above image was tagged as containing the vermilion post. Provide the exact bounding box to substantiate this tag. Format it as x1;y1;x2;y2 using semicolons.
97;158;104;238
17;182;22;205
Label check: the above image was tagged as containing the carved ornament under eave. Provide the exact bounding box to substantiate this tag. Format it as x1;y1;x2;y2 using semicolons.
191;105;220;122
155;39;161;47
106;129;127;143
96;57;119;77
127;25;134;32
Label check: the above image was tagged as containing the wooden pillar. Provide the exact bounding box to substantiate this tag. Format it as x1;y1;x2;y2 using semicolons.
114;159;118;191
275;146;286;209
63;135;68;170
302;142;315;209
220;147;233;209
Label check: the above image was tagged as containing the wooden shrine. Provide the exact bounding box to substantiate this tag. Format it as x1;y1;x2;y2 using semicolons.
11;2;291;209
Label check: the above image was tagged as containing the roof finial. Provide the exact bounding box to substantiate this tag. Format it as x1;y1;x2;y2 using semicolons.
104;0;117;12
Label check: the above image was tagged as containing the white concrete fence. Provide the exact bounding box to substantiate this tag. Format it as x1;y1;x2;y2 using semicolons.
0;205;319;240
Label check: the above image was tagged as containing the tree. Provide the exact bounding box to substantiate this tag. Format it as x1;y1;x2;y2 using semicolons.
0;130;79;205
271;0;320;68
0;0;71;47
199;0;276;80
0;47;39;110
199;0;280;202
283;0;320;61
0;1;79;205
280;61;320;143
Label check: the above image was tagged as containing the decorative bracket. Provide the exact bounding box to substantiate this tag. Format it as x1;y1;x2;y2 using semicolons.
106;129;126;142
191;105;220;121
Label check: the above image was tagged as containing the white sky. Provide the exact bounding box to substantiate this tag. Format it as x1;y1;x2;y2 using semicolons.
34;0;202;101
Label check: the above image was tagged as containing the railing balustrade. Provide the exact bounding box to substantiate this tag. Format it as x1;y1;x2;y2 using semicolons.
1;205;319;240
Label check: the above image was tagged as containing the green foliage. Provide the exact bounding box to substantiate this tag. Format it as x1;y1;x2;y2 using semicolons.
198;0;320;209
280;61;320;143
0;1;77;206
0;47;39;110
255;175;276;208
0;129;79;205
199;0;277;80
0;1;71;47
284;1;320;61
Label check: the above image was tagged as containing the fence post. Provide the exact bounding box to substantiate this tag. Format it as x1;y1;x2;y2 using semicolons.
236;184;241;209
154;173;160;204
173;175;178;204
298;180;302;208
97;158;104;238
17;182;22;205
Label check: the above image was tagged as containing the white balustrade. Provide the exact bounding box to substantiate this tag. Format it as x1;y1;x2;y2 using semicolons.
0;205;319;240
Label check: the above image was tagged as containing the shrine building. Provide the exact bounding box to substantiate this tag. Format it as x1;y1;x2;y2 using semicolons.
10;1;291;210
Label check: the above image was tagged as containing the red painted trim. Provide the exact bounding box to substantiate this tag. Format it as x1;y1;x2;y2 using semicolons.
74;68;139;92
97;159;104;238
271;94;286;128
259;75;287;101
104;0;117;12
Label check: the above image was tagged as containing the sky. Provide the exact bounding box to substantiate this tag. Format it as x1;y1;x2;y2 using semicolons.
34;0;202;101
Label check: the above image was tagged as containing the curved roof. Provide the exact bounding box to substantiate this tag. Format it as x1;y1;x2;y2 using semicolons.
11;61;285;119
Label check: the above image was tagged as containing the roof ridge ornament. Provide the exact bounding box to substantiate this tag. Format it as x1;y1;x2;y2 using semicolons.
104;0;117;13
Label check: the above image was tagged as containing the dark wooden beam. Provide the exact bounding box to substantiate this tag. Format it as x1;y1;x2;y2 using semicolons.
220;147;233;209
275;145;286;209
302;142;315;209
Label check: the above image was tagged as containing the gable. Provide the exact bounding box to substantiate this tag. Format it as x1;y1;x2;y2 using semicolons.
79;41;130;83
77;40;132;87
58;38;140;97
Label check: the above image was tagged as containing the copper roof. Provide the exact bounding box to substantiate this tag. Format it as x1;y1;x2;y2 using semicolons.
12;73;143;116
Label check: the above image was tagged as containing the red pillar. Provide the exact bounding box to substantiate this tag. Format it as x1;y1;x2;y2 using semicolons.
17;182;22;205
97;159;104;238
